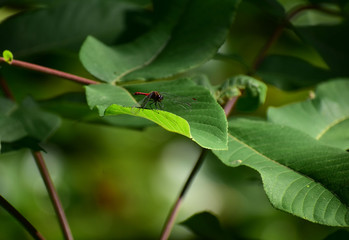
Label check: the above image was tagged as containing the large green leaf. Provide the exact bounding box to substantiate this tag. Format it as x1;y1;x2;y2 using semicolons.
0;97;61;152
295;21;349;76
85;79;227;149
0;0;137;57
213;118;349;226
268;79;349;150
257;55;334;90
79;0;240;83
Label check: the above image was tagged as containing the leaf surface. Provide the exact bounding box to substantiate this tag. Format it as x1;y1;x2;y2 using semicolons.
85;79;227;149
0;0;136;56
213;118;349;226
257;55;334;90
80;0;240;82
295;22;349;76
0;97;61;152
268;79;349;150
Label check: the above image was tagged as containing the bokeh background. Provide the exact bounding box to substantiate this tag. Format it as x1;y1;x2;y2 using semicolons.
0;0;342;239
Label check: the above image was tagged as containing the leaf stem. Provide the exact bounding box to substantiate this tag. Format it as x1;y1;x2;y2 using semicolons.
0;195;46;240
251;4;342;72
33;151;74;240
223;95;240;117
160;149;208;240
0;57;99;85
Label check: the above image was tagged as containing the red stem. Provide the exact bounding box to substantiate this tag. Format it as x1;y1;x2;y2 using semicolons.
33;151;74;240
160;149;208;240
0;57;99;85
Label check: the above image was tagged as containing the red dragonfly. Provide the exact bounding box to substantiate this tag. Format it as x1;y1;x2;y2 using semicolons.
134;91;196;111
134;91;164;110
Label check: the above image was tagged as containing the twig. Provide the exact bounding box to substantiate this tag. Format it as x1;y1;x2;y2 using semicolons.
0;195;45;240
160;149;208;240
0;57;99;85
33;151;74;240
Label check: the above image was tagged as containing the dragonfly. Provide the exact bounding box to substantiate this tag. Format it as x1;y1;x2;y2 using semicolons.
134;91;196;111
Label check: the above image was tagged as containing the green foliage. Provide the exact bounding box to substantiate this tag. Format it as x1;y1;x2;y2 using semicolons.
268;79;349;150
80;0;240;82
257;55;334;90
295;21;349;76
1;0;349;239
216;75;267;111
180;212;229;240
0;97;61;152
85;79;228;149
0;0;139;56
213;118;349;226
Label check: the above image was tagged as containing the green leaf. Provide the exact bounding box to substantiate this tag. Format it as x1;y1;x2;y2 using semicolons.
106;104;191;138
268;79;349;150
87;78;227;149
257;55;334;90
217;75;267;111
0;0;137;57
2;50;13;63
0;97;60;141
12;97;61;142
0;98;28;142
0;97;16;114
213;118;349;226
180;212;229;240
80;0;240;82
0;97;61;152
85;84;136;116
295;21;349;76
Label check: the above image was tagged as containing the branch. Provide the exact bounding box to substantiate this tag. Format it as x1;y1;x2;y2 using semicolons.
33;151;74;240
160;149;208;240
0;195;45;240
0;57;99;85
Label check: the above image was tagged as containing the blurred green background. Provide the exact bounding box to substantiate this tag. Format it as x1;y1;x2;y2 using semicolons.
0;0;342;239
